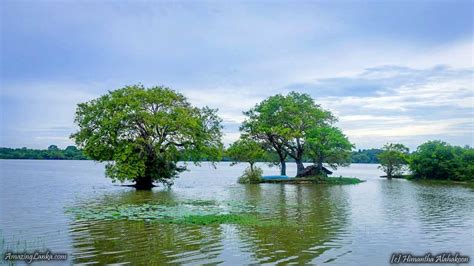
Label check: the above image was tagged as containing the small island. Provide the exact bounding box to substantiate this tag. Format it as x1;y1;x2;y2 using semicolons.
260;176;364;185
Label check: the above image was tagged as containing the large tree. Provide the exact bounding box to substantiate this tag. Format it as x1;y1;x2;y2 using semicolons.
306;126;353;174
241;92;334;176
71;85;223;189
377;143;409;179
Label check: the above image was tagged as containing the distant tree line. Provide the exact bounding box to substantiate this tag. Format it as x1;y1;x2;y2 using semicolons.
1;142;471;184
350;149;382;163
0;145;89;160
0;145;387;164
222;149;382;164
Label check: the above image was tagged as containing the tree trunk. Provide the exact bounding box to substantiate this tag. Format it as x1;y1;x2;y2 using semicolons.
295;159;305;177
250;162;254;172
134;154;156;190
134;176;154;190
280;160;286;176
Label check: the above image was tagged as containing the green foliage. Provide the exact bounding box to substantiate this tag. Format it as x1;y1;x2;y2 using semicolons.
409;140;473;181
48;145;59;151
241;91;336;175
0;146;88;160
306;126;354;170
238;166;263;184
226;138;266;169
377;143;409;178
71;84;223;187
351;149;382;163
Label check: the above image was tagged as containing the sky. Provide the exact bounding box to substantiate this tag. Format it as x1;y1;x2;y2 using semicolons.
1;0;473;150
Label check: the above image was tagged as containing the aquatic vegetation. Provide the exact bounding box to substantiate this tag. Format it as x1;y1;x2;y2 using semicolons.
238;167;263;184
318;176;364;185
65;200;281;226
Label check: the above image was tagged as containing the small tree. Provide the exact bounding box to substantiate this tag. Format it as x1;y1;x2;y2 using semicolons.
71;84;223;189
237;167;263;184
226;138;266;171
377;143;409;179
306;126;354;175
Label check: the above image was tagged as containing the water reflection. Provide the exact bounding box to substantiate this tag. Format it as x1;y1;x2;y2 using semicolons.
68;184;351;264
70;191;225;264
234;184;350;264
2;161;473;265
412;182;474;248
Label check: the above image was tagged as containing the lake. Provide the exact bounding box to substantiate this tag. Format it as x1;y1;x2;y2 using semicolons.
1;160;473;265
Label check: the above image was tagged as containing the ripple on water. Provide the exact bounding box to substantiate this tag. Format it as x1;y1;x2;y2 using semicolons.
2;161;473;265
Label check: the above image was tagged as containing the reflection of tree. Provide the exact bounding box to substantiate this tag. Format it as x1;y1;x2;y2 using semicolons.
236;185;349;264
69;190;224;264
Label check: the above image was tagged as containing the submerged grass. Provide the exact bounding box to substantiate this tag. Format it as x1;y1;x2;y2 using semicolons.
318;176;364;185
162;214;259;225
65;200;283;226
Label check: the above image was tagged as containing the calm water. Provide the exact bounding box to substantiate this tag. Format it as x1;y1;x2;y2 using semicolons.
1;160;473;265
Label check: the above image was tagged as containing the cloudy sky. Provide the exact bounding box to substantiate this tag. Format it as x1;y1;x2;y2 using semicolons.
1;1;473;150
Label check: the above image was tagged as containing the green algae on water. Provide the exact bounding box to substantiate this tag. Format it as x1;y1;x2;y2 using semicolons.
65;200;281;226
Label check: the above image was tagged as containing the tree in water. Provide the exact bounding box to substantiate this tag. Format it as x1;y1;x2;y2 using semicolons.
71;85;223;189
241;92;334;177
377;143;409;179
306;126;353;175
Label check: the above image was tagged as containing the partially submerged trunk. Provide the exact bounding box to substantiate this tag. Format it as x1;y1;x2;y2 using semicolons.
134;154;157;190
386;166;393;180
134;176;155;190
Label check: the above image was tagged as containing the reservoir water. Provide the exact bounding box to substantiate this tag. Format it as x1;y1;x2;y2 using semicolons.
1;160;473;265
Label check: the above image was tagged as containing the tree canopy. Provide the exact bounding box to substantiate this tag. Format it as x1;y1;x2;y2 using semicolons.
241;91;336;176
71;85;223;189
409;141;473;181
306;126;354;172
377;143;409;179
